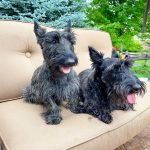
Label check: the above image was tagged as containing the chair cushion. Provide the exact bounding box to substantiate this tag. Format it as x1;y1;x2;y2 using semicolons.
0;82;150;150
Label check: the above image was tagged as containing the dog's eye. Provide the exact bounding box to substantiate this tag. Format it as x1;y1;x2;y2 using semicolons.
45;39;57;44
51;39;57;44
51;35;59;44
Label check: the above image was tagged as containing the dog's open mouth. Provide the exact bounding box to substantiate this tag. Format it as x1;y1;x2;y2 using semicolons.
60;66;71;74
127;94;136;104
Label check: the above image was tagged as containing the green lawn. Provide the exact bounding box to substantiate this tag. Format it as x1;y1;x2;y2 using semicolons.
132;60;150;78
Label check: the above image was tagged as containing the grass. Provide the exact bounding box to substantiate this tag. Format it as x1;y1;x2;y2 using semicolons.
132;60;150;78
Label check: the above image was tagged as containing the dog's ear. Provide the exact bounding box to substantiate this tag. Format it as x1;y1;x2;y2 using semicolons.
88;46;104;65
64;20;76;44
67;32;76;45
124;59;133;68
64;20;71;32
34;21;46;48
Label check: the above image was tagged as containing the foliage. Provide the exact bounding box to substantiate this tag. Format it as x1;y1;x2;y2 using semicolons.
100;24;143;52
0;0;87;28
132;60;150;77
132;65;150;78
85;0;150;52
138;32;150;46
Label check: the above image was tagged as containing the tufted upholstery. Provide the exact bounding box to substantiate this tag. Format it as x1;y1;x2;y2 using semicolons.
0;21;43;101
0;20;150;150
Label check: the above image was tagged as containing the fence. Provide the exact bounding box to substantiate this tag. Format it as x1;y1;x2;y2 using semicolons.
127;52;150;61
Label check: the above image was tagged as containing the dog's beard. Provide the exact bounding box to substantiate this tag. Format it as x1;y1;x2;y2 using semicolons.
107;83;146;104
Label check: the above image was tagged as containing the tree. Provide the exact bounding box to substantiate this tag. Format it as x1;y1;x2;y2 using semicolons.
142;0;150;32
85;0;150;51
0;0;87;28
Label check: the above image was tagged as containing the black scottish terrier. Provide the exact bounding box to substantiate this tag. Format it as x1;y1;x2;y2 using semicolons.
23;21;80;124
77;46;146;124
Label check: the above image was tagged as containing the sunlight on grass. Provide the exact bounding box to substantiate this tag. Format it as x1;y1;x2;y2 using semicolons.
132;60;150;78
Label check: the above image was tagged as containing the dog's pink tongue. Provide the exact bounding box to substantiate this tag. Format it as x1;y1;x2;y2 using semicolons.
61;66;71;74
127;94;136;104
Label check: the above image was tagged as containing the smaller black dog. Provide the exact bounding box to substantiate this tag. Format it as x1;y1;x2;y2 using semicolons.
77;46;146;124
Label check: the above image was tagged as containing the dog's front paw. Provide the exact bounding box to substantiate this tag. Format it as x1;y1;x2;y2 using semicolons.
70;106;84;113
46;115;62;125
42;113;62;125
70;107;79;113
69;103;85;114
99;113;113;124
120;103;130;111
128;104;135;111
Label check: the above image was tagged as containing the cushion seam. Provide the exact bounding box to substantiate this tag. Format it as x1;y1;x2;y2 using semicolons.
0;133;10;150
0;96;23;103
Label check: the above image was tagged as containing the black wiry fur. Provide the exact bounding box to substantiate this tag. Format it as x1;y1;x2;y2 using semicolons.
76;46;146;124
23;22;80;124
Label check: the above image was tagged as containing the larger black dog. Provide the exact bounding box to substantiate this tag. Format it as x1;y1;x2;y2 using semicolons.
77;46;146;124
23;21;80;125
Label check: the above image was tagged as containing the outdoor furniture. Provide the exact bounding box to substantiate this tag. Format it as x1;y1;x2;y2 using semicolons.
0;20;150;150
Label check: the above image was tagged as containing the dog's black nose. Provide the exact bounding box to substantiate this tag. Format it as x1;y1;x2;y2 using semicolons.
65;58;76;66
133;84;141;91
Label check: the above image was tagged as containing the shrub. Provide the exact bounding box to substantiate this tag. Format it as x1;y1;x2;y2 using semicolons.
0;0;87;28
85;0;148;52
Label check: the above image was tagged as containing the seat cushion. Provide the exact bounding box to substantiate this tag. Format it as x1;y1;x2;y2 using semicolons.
0;82;150;150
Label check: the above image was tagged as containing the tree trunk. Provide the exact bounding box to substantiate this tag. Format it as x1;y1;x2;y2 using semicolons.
142;0;150;33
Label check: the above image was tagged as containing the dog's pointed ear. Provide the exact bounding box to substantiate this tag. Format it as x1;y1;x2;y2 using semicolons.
64;20;76;44
88;46;104;65
64;20;71;32
34;21;46;48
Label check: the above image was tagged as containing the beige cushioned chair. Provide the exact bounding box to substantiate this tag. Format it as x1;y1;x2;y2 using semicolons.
0;20;150;150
